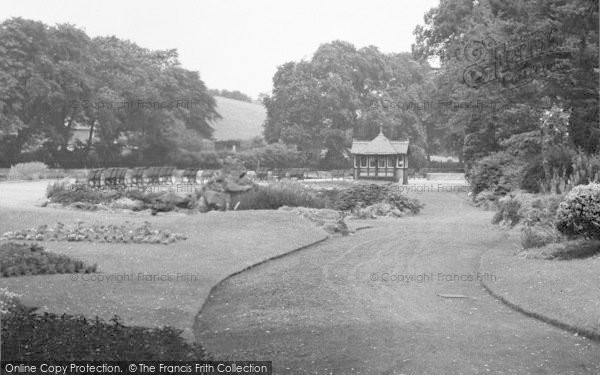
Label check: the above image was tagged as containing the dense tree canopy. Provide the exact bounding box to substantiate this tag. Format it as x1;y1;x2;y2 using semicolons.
263;41;433;168
0;18;219;167
412;0;599;165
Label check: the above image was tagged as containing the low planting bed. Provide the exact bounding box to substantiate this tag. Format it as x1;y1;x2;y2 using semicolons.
329;183;424;215
1;297;209;360
480;183;600;339
46;181;192;213
0;242;97;277
46;179;424;223
1;221;187;245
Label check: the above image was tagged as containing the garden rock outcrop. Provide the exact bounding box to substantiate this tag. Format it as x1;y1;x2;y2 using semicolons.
191;159;256;212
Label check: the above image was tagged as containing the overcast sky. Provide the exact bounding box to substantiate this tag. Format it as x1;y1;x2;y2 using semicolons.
0;0;440;99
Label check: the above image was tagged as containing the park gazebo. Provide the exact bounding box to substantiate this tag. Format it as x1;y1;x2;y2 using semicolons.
350;127;409;184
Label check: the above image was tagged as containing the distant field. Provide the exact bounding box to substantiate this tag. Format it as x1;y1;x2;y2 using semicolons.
212;96;266;141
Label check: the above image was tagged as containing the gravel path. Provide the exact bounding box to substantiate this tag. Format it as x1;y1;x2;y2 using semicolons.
195;191;600;374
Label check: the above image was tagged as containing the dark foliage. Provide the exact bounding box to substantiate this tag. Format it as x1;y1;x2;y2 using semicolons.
330;184;423;214
2;311;209;361
235;182;327;210
0;242;96;277
548;240;600;260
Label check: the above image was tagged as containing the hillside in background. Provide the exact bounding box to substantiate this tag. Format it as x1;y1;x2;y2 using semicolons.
211;96;266;141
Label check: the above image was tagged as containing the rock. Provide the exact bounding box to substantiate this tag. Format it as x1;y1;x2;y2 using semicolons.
278;206;351;236
111;197;145;211
203;190;230;211
353;202;405;219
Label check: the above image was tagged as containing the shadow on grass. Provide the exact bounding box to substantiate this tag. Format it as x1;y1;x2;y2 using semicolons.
518;239;600;260
549;239;600;260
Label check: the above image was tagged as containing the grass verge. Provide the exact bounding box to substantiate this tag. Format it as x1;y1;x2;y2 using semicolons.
480;245;600;341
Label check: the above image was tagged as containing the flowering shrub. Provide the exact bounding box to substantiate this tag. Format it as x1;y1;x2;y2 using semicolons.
0;288;22;315
556;183;600;239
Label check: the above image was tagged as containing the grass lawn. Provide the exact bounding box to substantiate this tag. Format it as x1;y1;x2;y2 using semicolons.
0;201;328;341
480;242;600;338
212;96;266;140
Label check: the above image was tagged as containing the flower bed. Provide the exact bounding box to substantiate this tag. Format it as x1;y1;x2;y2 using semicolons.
1;221;187;245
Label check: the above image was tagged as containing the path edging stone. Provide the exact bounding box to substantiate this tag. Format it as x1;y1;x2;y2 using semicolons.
193;235;330;341
479;250;600;342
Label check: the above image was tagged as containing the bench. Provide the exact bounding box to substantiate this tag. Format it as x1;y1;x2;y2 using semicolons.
271;169;286;180
87;169;104;188
103;168;128;186
182;168;199;184
286;168;307;179
130;167;146;185
255;168;269;180
158;166;175;184
199;169;218;184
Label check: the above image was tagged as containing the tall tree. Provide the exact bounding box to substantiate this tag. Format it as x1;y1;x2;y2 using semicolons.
263;41;432;167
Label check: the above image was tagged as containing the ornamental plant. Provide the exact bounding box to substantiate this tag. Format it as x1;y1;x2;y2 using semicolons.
556;183;600;239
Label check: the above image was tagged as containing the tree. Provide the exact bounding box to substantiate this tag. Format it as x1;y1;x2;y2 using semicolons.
263;41;432;167
0;18;220;167
412;0;599;167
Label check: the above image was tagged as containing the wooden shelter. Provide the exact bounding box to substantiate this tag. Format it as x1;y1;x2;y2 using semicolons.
350;128;409;184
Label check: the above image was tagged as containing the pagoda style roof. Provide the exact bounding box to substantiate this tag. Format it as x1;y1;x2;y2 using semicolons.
350;130;409;155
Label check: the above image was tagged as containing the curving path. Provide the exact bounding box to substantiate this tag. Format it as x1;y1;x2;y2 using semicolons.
195;191;600;374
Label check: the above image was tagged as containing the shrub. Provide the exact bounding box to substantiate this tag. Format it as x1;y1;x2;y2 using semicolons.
520;158;545;193
556;183;600;239
492;192;564;227
521;224;562;249
235;181;326;210
330;184;423;214
522;195;564;226
0;242;97;277
543;239;600;260
2;311;209;360
47;181;122;205
473;190;500;210
8;162;48;180
467;152;518;196
46;182;187;214
570;151;600;186
492;195;522;226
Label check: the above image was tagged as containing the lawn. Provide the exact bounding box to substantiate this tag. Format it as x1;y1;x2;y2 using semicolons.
211;96;266;141
0;196;328;341
480;242;600;339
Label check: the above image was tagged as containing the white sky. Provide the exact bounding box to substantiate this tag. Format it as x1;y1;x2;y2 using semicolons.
0;0;440;99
